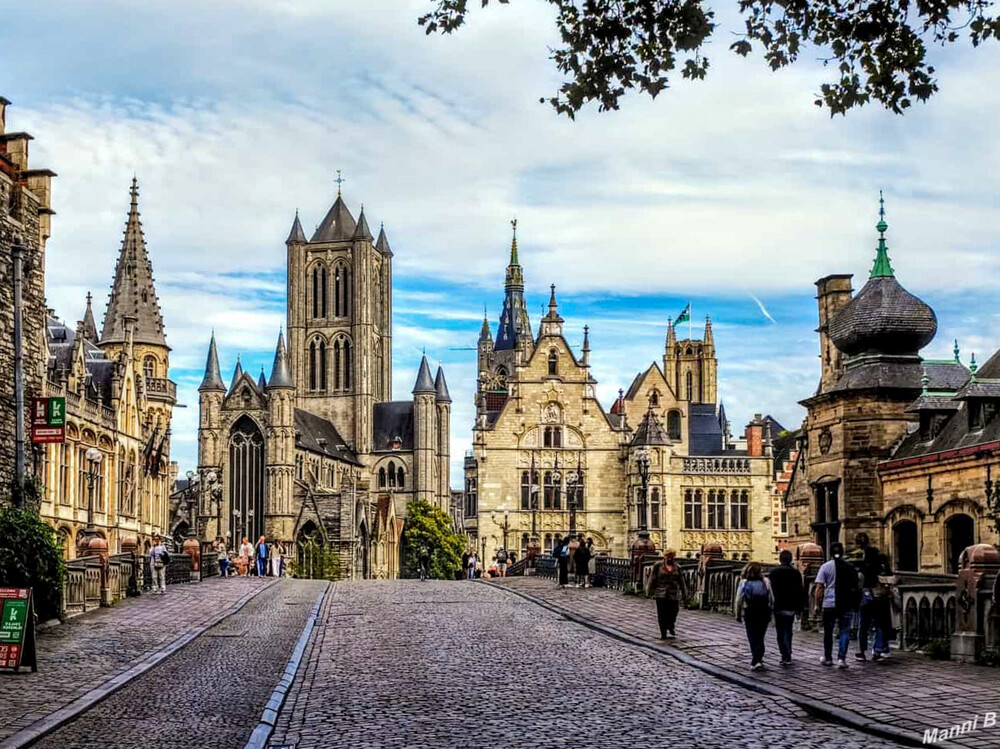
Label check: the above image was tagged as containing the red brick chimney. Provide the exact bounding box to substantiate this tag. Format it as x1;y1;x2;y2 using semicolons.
745;414;765;457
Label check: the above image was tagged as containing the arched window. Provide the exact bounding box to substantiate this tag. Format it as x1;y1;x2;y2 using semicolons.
667;410;682;440
567;472;585;511
521;471;531;510
543;471;555;510
650;487;660;528
543;426;562;448
378;467;386;488
387;461;396;487
945;514;975;574
397;466;405;489
318;340;327;391
548;349;558;376
142;356;155;380
334;265;351;318
333;339;342;391
544;534;553;554
649;390;659;408
312;267;321;318
343;340;352;390
321;266;329;317
309;341;317;390
685;371;693;401
686;346;693;356
893;520;918;572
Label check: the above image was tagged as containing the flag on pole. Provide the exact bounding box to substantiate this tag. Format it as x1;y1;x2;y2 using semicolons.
675;303;691;325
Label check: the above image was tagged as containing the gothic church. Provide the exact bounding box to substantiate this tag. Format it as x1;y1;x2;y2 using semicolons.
197;190;451;579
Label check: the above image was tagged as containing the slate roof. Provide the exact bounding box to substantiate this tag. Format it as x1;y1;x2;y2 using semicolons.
828;276;936;357
286;212;307;243
924;360;970;390
631;408;668;446
46;316;113;404
412;356;435;393
688;403;725;456
905;395;961;413
889;399;1000;461
353;207;373;240
954;379;1000;400
310;195;357;242
372;402;415;451
375;224;393;257
199;333;226;391
294;409;358;463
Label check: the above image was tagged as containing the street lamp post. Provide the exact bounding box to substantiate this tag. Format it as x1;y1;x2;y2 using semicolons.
77;447;104;557
630;447;656;584
636;448;650;533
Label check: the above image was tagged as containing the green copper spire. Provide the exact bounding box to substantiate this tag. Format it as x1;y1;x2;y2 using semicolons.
921;367;929;396
509;218;519;266
870;190;895;279
954;339;961;364
970;352;978;383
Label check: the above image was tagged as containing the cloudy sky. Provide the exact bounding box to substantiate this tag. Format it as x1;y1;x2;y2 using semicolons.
6;0;1000;483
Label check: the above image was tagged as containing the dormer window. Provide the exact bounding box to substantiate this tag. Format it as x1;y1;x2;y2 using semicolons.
547;349;558;376
649;390;660;408
969;400;996;431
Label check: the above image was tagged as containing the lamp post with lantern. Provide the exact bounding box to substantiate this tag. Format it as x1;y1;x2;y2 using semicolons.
630;446;656;583
77;447;106;558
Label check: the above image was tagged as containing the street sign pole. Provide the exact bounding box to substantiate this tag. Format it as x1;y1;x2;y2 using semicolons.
12;244;26;501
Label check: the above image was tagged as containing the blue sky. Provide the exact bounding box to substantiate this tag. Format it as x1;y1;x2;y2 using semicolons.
5;0;1000;484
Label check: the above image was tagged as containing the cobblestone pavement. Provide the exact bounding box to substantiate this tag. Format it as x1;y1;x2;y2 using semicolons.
0;576;274;743
31;578;326;749
269;581;904;749
496;577;1000;749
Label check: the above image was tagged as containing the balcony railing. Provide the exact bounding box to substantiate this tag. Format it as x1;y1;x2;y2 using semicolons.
145;376;177;402
683;457;752;474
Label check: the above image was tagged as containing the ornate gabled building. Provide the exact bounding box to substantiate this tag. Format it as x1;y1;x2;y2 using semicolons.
38;179;177;556
197;190;451;579
783;197;976;570
465;227;776;562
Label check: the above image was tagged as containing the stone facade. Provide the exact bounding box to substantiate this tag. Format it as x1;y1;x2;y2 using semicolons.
783;199;983;572
465;230;776;562
0;96;54;499
37;180;176;555
198;192;451;580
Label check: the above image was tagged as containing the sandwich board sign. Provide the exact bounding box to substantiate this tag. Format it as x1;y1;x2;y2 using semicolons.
0;588;36;673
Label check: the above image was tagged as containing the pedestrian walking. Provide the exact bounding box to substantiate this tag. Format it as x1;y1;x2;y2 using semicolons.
768;549;806;665
814;541;861;668
215;537;230;578
419;546;431;581
856;540;883;661
461;551;470;580
557;536;571;588
574;535;591;588
255;535;268;577
586;537;596;582
567;535;580;579
270;541;283;577
467;553;477;580
239;537;253;576
645;548;687;639
149;534;169;594
736;561;774;671
495;547;508;577
871;553;895;661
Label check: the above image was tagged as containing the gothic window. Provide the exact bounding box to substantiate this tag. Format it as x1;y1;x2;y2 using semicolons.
686;371;693;401
684;489;703;529
228;415;265;544
343;340;352;390
387;461;396;487
649;390;659;407
548;349;558;376
312;267;321;318
318;341;327;391
334;265;351;318
567;473;585;511
333;340;341;391
465;478;478;516
397;466;405;489
309;341;317;390
707;489;725;529
321;267;329;317
521;471;531;510
686;346;693;355
543;426;562;448
378;467;386;489
143;356;155;380
650;487;660;528
813;480;841;558
543;471;555;510
544;534;553;554
667;410;682;440
731;489;749;529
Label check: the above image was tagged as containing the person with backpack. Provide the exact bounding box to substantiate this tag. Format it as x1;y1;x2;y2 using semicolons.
557;536;571;588
768;549;806;665
149;535;170;595
814;541;861;668
735;561;773;671
495;547;508;577
645;549;687;639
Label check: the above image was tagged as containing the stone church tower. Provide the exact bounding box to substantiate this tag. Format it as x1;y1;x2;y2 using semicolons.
197;187;450;579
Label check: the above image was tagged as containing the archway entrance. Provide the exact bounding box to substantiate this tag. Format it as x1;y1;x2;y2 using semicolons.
228;415;265;545
945;514;975;574
893;520;919;572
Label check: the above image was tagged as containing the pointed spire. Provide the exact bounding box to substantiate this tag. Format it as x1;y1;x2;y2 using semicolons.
199;331;226;391
257;367;267;390
582;325;590;367
548;284;558;313
375;222;394;257
100;178;168;347
479;309;492;344
970;352;978;383
434;366;452;403
665;317;677;354
632;403;668;445
870;190;895;279
954;339;961;364
353;204;373;240
311;192;357;242
510;218;519;266
229;355;244;393
286;210;306;244
412;355;436;394
268;330;294;389
704;315;714;348
81;291;99;342
921;367;929;396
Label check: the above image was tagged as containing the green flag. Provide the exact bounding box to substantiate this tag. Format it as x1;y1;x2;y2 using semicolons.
675;303;691;325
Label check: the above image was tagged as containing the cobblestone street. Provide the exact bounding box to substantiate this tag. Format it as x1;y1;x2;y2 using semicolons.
269;581;903;749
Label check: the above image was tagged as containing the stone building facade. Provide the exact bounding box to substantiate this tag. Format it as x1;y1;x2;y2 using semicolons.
197;192;451;580
782;198;985;572
465;230;776;562
0;96;55;498
37;180;176;555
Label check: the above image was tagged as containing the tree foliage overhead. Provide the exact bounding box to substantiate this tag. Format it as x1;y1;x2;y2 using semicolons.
400;499;466;580
419;0;1000;116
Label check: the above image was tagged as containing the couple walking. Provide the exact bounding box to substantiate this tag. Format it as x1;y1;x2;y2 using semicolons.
554;535;593;588
734;551;806;670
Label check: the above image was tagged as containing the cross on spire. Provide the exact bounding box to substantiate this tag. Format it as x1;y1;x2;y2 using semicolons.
335;169;345;197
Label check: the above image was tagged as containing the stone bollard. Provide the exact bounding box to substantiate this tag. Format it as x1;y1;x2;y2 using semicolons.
951;543;1000;663
183;538;201;582
87;536;111;606
695;542;724;607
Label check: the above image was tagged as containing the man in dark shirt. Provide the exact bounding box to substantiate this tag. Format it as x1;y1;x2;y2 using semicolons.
768;550;805;665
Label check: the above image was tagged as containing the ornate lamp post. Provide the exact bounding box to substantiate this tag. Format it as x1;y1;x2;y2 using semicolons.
630;446;656;582
490;507;511;552
77;447;105;558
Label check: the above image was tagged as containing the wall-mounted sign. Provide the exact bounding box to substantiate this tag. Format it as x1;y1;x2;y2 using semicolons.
31;397;66;444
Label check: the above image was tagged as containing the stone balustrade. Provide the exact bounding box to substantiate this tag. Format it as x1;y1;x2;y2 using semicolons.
682;457;751;474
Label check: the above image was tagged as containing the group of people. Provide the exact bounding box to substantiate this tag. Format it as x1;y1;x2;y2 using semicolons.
553;535;595;588
646;535;895;672
459;547;519;579
215;535;287;578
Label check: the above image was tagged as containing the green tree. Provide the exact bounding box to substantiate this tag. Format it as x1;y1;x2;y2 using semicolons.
419;0;1000;117
0;505;66;621
401;499;466;580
